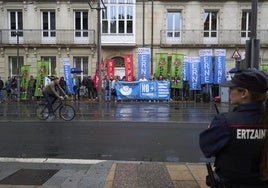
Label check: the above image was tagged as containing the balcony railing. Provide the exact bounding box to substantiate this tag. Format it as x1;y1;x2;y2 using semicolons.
1;29;267;46
0;29;96;45
160;29;268;46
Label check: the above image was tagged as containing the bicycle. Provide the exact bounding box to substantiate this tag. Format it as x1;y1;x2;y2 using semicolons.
36;98;75;121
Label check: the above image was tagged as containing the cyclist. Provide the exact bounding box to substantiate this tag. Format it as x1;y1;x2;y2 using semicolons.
42;76;68;120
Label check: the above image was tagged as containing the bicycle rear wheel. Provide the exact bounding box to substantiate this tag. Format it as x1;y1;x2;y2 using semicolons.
59;104;75;121
36;103;49;120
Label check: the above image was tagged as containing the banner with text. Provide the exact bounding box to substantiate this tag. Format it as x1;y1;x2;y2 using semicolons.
106;58;115;79
35;61;49;97
124;54;134;81
214;49;226;84
199;49;213;84
20;65;31;100
187;56;201;90
114;80;170;100
170;54;184;88
63;58;74;94
138;48;151;80
155;53;168;78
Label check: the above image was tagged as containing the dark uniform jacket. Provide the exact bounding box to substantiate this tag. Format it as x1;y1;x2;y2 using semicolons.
199;103;267;185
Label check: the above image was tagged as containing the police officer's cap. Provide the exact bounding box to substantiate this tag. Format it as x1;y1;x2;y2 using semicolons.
220;68;268;93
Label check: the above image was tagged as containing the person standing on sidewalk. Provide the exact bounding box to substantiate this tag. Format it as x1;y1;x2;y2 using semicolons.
199;69;268;187
84;75;95;101
28;75;36;101
72;73;81;101
102;75;112;102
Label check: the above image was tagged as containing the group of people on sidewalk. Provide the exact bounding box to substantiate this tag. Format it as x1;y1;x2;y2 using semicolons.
0;75;37;103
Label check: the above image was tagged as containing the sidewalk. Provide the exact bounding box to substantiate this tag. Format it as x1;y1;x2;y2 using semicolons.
0;100;216;188
0;160;208;188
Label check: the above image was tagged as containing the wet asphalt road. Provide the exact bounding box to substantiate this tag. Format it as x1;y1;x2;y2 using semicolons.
0;101;231;163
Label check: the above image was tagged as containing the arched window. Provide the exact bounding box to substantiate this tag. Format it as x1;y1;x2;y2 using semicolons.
112;56;124;67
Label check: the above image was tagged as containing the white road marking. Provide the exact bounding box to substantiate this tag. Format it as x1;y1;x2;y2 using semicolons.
0;157;106;164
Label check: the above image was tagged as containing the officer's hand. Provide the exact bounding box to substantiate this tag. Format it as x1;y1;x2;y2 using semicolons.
59;96;64;100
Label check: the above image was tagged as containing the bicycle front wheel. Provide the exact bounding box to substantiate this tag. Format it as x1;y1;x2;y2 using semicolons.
36;103;49;120
59;104;75;121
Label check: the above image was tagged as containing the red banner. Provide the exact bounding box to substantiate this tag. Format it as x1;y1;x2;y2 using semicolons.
93;61;100;90
106;59;115;79
124;54;134;81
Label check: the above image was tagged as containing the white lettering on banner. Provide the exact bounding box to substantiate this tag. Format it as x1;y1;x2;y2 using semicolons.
204;57;210;83
237;129;266;139
217;56;224;83
141;84;149;92
141;55;147;75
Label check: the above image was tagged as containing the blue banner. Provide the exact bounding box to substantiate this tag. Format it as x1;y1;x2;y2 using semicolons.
114;80;170;100
138;48;151;80
199;49;213;84
183;56;190;81
188;57;201;90
63;58;74;94
214;49;226;84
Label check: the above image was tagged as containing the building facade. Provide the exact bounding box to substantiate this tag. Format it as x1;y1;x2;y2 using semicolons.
0;0;267;80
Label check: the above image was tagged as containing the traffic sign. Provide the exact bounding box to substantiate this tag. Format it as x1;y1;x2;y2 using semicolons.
231;49;241;59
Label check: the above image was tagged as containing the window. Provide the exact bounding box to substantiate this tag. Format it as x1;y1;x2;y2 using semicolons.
42;11;56;37
75;11;88;37
203;11;217;37
9;56;24;76
9;11;23;37
73;57;89;77
102;0;134;34
241;11;251;38
41;56;56;76
167;11;181;38
113;56;124;67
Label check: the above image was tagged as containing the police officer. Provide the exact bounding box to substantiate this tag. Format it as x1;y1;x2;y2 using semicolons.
199;68;268;187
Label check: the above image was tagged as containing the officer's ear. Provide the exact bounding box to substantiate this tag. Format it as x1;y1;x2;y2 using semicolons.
240;88;249;98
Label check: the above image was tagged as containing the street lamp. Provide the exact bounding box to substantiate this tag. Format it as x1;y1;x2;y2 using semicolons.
15;31;21;102
88;0;106;102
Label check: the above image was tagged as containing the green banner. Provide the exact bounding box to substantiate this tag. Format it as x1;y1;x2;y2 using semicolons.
155;53;168;78
260;64;268;74
170;54;184;88
35;61;49;97
20;65;31;100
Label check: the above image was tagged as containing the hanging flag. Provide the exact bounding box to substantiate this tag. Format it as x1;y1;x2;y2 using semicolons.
124;54;134;81
35;61;49;97
63;58;74;94
199;49;213;84
138;48;151;80
106;59;115;79
170;54;184;88
20;65;31;100
155;53;168;78
183;56;190;81
214;49;226;84
93;61;100;90
188;56;201;90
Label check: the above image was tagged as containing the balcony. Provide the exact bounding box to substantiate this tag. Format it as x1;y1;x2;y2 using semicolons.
160;29;268;47
0;29;96;46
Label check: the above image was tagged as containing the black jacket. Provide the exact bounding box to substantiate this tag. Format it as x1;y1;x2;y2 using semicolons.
200;103;267;185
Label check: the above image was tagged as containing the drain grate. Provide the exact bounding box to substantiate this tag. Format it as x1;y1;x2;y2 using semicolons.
0;169;59;185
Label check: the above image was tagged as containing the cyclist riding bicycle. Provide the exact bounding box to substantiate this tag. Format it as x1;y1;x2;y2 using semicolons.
42;76;68;120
